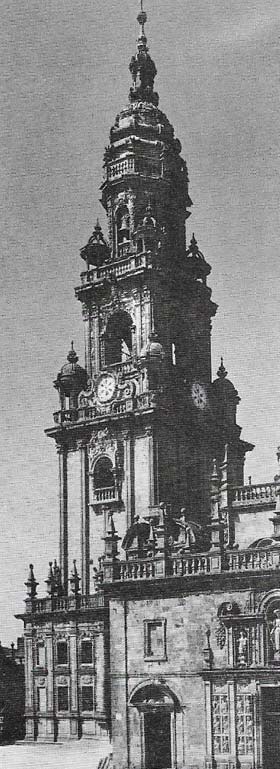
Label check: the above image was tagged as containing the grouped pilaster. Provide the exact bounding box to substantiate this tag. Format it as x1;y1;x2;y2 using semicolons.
58;447;68;593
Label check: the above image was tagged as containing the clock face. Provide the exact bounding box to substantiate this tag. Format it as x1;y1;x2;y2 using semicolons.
191;382;208;410
96;374;116;403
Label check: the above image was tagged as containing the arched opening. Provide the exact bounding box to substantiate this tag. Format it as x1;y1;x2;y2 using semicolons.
94;457;115;492
130;683;180;769
116;205;130;255
104;311;133;366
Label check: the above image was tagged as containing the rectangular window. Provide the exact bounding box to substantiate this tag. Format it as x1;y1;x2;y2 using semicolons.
37;687;46;712
56;640;68;665
81;685;94;712
81;640;93;665
57;685;69;712
237;694;253;755
36;643;45;668
213;694;230;754
144;619;166;660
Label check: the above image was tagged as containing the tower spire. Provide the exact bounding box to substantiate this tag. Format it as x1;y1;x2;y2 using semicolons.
137;0;147;39
129;0;159;106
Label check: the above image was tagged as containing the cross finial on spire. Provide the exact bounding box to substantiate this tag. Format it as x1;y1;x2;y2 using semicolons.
217;357;228;380
137;0;147;38
129;0;158;106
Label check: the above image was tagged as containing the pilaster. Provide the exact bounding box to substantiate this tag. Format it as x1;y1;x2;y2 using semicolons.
95;628;107;724
45;627;56;742
24;628;36;741
146;427;156;507
91;308;100;376
80;442;90;595
124;430;134;528
59;447;68;593
69;626;80;739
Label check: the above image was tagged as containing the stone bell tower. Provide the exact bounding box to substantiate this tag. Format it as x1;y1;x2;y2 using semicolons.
44;3;242;607
58;4;219;584
18;4;256;748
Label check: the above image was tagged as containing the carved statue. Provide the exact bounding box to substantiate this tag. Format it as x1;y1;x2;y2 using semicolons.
270;609;280;657
237;629;248;665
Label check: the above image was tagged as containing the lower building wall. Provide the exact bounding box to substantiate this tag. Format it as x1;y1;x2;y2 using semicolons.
109;586;280;769
24;614;109;743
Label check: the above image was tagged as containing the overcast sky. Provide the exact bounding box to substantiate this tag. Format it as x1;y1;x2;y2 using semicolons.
0;0;279;643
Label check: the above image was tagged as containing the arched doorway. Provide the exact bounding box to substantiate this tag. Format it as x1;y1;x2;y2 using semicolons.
130;682;181;769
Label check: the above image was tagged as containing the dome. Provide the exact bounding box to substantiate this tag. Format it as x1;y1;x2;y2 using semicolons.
212;358;239;402
80;221;110;268
101;5;193;219
56;343;88;396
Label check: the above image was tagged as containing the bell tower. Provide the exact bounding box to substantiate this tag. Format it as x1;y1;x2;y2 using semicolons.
47;5;218;594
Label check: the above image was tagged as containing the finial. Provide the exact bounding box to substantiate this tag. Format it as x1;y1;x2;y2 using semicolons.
217;357;228;380
67;342;79;365
107;512;116;536
211;459;219;481
137;0;147;37
25;563;38;600
69;559;81;596
190;233;199;255
45;561;55;596
129;0;159;106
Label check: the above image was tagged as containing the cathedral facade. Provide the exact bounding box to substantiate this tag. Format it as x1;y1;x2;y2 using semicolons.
18;8;280;769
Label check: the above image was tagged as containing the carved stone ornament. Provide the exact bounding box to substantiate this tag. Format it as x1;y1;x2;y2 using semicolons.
80;675;93;686
215;621;226;650
38;678;46;687
79;630;94;640
89;428;117;467
93;621;104;634
57;676;68;686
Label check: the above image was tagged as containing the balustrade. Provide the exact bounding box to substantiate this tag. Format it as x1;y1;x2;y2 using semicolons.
171;553;211;577
232;482;279;506
108;157;135;180
28;593;104;615
102;544;280;584
78;252;148;289
94;487;116;503
225;547;280;572
119;559;156;581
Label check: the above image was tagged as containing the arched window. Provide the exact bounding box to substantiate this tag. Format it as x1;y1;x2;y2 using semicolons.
94;457;114;491
104;310;133;366
116;206;130;249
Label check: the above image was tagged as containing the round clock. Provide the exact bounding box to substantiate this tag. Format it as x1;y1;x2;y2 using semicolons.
191;382;208;411
96;374;116;403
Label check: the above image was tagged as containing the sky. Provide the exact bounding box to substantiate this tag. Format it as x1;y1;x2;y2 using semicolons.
0;0;279;644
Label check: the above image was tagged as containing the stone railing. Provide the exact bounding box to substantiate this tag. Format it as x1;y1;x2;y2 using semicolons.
79;252;149;287
107;157;135;180
119;560;157;581
93;487;116;503
224;547;280;572
105;359;137;377
232;482;279;507
102;545;280;585
26;592;105;615
171;553;212;577
53;409;79;425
